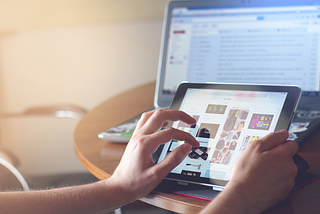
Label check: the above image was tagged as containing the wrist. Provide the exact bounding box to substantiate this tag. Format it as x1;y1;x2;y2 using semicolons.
220;183;255;213
103;176;136;207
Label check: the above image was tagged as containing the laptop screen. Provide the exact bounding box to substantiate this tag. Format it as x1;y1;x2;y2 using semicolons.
155;0;320;108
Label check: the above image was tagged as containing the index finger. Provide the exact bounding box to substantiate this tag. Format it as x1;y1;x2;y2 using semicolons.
141;109;196;134
139;127;199;156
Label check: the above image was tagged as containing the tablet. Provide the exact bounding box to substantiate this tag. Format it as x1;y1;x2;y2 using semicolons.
153;82;301;191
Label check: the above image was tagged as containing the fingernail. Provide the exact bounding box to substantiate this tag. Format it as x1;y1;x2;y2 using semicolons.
189;115;197;123
182;144;192;154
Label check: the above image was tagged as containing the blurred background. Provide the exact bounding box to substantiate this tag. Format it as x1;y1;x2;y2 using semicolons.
0;0;171;186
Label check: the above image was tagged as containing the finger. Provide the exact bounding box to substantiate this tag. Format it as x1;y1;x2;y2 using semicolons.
134;110;173;134
162;121;169;128
254;129;289;152
142;109;196;134
144;127;199;154
134;110;156;134
154;143;192;178
270;140;299;157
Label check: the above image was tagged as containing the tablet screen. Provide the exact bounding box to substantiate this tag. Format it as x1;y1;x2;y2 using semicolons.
155;83;301;188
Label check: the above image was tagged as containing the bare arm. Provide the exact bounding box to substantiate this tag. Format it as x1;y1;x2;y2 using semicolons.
200;130;298;214
0;109;199;213
1;181;121;214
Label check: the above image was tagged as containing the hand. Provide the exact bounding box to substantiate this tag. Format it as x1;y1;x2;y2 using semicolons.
0;109;198;214
200;130;298;214
108;109;199;204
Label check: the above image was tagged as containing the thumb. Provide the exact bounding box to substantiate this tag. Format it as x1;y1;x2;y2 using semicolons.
256;129;289;152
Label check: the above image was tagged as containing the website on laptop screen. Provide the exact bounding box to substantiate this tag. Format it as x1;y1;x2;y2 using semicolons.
163;4;320;97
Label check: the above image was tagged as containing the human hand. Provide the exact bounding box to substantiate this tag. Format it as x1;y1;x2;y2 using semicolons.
108;109;199;204
200;130;298;214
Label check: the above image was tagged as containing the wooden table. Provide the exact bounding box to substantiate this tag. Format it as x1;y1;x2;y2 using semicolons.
74;82;320;214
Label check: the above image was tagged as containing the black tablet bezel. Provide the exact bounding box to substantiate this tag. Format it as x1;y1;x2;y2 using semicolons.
153;82;302;187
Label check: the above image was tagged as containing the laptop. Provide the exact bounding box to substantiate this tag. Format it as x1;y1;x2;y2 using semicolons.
99;0;320;144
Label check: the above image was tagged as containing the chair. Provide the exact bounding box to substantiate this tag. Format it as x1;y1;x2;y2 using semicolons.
0;104;87;191
0;156;30;191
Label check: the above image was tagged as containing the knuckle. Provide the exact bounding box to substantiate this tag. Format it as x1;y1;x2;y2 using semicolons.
140;112;149;119
133;135;148;147
248;139;261;150
153;108;172;119
140;111;152;120
152;109;165;120
155;108;166;114
165;127;176;133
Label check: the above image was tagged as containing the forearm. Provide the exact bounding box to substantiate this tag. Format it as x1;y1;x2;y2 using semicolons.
0;180;130;214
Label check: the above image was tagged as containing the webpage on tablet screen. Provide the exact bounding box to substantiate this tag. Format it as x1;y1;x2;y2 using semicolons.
158;88;287;181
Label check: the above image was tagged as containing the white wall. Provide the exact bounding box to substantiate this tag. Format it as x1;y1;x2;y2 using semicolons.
0;20;163;176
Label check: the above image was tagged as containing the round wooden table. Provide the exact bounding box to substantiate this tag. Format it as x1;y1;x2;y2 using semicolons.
74;82;320;214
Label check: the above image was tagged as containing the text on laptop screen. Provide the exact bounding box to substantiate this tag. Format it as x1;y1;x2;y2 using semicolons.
163;4;320;96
